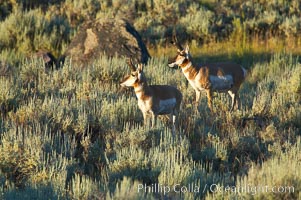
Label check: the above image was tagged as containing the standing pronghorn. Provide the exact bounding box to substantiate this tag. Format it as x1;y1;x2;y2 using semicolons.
168;36;247;111
120;58;182;130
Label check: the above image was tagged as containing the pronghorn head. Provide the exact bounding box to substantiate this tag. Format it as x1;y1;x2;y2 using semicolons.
168;44;190;68
120;58;146;87
168;35;191;68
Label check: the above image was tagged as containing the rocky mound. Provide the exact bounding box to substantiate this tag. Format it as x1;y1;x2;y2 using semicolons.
64;18;150;65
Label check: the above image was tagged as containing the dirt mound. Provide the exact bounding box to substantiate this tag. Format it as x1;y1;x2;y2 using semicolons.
64;18;150;65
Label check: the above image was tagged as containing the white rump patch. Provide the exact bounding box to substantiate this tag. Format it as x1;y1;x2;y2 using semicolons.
210;75;234;91
157;98;176;114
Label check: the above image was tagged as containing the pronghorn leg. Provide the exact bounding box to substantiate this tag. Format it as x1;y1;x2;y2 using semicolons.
172;113;177;131
195;90;201;104
206;89;213;111
170;110;177;140
236;94;241;110
172;114;176;126
143;112;148;126
169;113;176;136
151;112;157;128
228;90;237;112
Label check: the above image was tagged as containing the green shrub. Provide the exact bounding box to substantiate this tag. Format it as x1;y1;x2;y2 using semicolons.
0;7;71;58
180;3;214;42
0;132;39;187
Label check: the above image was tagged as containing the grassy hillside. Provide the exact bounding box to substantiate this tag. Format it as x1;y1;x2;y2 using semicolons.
0;53;300;199
0;0;301;200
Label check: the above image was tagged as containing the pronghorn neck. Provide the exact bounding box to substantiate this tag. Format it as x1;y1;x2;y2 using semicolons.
134;81;150;99
180;60;198;79
180;60;192;71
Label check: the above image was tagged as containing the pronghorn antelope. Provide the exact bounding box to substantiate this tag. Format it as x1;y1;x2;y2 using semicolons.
120;58;182;129
168;37;247;111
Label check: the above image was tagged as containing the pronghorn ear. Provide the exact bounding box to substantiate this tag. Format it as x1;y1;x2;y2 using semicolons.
138;63;143;72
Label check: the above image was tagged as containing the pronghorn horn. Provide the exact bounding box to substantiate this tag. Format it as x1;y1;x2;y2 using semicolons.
126;58;136;71
172;35;183;51
138;63;143;71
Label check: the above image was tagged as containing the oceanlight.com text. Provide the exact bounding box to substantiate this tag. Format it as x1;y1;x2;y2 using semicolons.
137;183;295;196
209;184;295;195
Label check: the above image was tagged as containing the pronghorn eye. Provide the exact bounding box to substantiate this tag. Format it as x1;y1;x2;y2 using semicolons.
131;73;136;77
